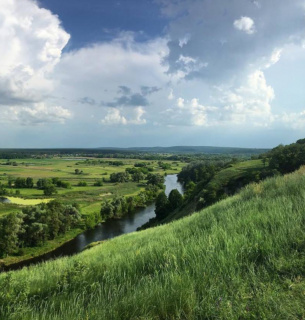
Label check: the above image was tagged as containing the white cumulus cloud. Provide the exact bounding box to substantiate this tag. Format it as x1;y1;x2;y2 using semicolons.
1;103;72;125
0;0;71;125
0;0;70;105
101;107;146;126
233;16;256;35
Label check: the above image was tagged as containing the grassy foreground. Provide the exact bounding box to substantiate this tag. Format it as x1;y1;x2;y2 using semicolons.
1;168;305;319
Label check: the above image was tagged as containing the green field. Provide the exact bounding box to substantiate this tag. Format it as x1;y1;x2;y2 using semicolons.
0;157;184;217
1;166;305;319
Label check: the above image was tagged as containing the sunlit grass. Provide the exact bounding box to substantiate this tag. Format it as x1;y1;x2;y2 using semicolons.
5;197;53;205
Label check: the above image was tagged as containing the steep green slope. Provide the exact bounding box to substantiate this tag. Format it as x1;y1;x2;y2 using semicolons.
205;159;264;187
162;159;264;223
1;167;305;319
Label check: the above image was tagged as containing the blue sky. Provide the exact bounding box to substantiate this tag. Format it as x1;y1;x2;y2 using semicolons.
38;0;168;49
0;0;305;148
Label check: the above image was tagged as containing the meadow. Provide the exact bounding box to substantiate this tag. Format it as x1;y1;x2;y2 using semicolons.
0;157;184;216
1;166;305;319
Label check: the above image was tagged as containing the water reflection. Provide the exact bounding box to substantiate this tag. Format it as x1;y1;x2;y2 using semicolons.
0;197;10;204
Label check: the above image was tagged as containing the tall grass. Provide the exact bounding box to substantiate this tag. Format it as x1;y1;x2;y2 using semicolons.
1;168;305;319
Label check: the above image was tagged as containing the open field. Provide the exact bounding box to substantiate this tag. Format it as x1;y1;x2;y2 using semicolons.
0;157;184;217
1;166;305;319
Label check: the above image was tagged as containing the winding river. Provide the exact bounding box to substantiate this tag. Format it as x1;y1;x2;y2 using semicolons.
4;174;183;272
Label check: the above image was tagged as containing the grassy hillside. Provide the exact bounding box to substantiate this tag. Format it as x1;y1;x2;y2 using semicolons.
206;159;264;187
1;167;305;319
161;159;264;224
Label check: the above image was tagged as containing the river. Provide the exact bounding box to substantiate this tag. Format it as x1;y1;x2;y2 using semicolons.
3;174;183;272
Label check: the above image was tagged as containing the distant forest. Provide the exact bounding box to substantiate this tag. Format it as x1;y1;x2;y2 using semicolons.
0;146;269;160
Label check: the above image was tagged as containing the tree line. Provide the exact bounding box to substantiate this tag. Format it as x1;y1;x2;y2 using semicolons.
101;174;166;219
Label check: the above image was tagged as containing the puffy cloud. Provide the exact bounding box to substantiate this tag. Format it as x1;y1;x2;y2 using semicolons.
162;97;217;127
216;70;275;126
176;97;185;108
0;0;69;105
233;16;256;34
162;70;274;127
0;0;71;129
0;103;72;125
101;107;146;126
130;107;147;125
101;108;127;125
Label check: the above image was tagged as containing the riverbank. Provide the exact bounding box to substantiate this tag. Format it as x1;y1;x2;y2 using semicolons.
1;175;183;271
0;228;83;268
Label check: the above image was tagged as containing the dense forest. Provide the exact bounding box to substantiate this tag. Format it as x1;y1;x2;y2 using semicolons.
0;147;266;161
0;201;81;257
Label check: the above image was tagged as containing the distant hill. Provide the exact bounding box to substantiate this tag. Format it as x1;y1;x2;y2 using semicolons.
99;145;269;154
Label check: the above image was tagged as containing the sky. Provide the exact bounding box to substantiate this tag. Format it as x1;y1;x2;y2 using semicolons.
1;0;305;148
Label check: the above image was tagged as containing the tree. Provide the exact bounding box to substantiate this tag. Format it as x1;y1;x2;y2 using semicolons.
60;205;81;233
110;172;129;183
100;200;114;219
7;178;13;188
132;171;145;183
184;181;196;201
45;201;65;239
93;180;103;186
155;192;169;220
168;189;183;210
26;177;34;188
14;177;26;188
0;213;23;256
37;178;51;189
0;184;8;196
146;173;164;187
28;223;49;246
44;184;57;196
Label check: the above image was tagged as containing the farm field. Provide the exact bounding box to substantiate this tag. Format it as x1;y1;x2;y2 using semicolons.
0;157;184;217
